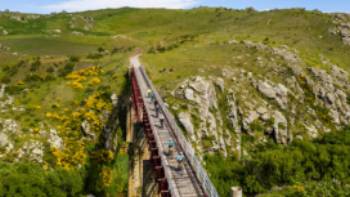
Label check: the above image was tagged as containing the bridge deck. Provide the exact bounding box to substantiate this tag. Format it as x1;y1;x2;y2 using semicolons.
133;62;205;197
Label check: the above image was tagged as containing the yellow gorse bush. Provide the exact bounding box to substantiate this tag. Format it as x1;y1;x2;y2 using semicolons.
43;65;116;170
89;77;102;85
100;167;113;187
51;140;87;169
46;112;64;121
66;66;102;89
68;81;84;89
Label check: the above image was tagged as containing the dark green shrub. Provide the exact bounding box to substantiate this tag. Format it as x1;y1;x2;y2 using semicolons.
0;162;85;197
58;62;75;77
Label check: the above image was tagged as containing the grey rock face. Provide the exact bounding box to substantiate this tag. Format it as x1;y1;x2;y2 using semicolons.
81;120;96;139
2;119;18;133
69;15;94;31
48;128;63;150
72;31;84;36
0;133;9;147
0;133;13;156
174;76;232;156
178;112;195;137
10;15;26;22
184;88;194;101
331;65;349;82
256;80;288;109
307;67;350;124
257;81;276;99
272;111;290;144
1;29;8;35
272;46;303;76
332;14;350;45
17;140;44;163
227;91;240;132
214;77;225;91
110;93;118;106
168;39;350;158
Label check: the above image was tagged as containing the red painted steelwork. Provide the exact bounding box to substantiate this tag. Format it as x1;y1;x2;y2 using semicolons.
130;67;170;196
130;69;143;122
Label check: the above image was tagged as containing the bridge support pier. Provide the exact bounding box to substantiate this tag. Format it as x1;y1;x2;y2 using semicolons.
128;103;160;197
231;186;242;197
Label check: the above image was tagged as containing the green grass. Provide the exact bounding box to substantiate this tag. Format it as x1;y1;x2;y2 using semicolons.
0;7;350;196
0;36;97;56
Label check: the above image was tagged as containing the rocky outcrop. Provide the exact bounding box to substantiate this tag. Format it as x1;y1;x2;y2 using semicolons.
178;112;195;139
69;15;94;31
307;67;350;124
226;90;241;157
168;39;350;159
0;26;8;36
272;111;290;144
110;93;118;106
17;140;44;163
174;76;231;156
331;14;350;45
1;119;19;133
81;120;96;139
0;132;14;157
10;15;26;22
214;77;225;91
48;128;63;150
255;80;288;109
72;31;84;36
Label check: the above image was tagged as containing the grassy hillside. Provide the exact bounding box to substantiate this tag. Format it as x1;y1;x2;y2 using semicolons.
0;7;349;196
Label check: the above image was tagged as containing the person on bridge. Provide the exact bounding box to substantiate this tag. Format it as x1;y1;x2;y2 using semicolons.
149;90;156;102
175;153;185;170
154;100;160;117
159;116;165;128
165;139;176;155
147;89;152;98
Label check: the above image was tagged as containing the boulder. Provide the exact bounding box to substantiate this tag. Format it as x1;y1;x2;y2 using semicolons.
331;65;348;82
1;29;8;35
256;80;288;109
305;124;319;138
17;140;44;163
257;81;276;99
184;88;194;101
72;31;84;36
52;29;61;34
81;120;95;139
227;91;240;132
2;119;18;133
256;106;268;115
0;132;13;153
110;93;118;106
178;112;195;139
214;77;225;91
48;129;63;149
272;111;290;144
0;133;9;147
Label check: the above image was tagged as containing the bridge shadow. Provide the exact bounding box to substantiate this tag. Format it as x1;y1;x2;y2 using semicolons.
84;71;131;196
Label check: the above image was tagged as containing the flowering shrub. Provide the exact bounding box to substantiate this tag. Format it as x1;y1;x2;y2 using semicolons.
66;66;102;89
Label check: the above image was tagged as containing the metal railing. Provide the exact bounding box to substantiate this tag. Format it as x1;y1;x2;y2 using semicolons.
138;66;220;197
132;67;180;197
